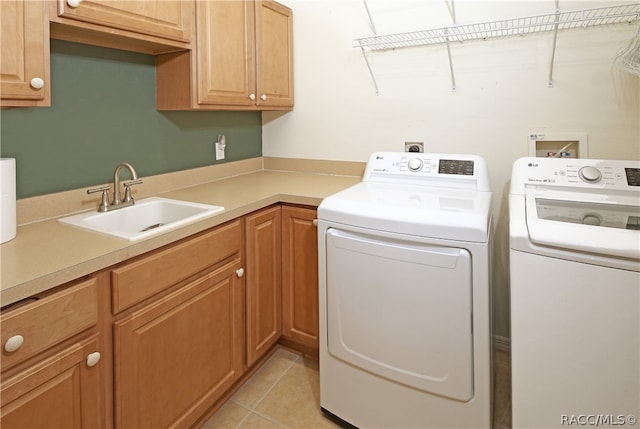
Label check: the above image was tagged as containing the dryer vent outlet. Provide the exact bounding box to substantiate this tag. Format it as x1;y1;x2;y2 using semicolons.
405;142;424;153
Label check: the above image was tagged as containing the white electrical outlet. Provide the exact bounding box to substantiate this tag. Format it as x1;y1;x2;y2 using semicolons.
215;135;226;160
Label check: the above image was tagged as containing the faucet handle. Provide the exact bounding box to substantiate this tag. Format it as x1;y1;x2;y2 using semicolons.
87;185;111;212
122;179;143;203
123;179;143;187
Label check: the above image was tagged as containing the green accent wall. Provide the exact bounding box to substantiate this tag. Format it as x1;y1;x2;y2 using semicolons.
0;40;262;199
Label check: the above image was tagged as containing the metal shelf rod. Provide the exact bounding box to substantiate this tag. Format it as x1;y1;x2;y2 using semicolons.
362;0;377;35
549;1;561;88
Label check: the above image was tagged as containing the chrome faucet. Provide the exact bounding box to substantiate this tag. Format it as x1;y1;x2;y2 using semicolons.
87;162;143;212
112;162;140;206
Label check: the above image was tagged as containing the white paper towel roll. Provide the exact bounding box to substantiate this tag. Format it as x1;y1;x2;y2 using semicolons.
1;158;17;244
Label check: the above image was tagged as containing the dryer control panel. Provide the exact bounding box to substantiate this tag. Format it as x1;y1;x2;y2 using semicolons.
363;152;491;192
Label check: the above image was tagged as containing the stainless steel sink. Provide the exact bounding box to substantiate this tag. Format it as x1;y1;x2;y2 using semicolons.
59;197;224;241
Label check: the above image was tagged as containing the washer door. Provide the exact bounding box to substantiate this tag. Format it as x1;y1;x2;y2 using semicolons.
325;228;474;402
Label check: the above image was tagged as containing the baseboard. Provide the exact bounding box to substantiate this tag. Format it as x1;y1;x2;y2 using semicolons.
493;335;511;353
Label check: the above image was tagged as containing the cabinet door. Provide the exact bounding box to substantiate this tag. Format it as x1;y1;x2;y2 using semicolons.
56;0;191;43
0;0;50;107
195;0;255;106
1;337;104;429
255;0;293;108
114;262;244;428
281;206;319;350
245;206;282;366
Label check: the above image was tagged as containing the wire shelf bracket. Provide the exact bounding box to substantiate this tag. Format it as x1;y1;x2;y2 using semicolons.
354;3;640;93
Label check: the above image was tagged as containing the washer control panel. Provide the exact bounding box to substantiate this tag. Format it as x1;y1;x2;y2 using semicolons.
511;157;640;194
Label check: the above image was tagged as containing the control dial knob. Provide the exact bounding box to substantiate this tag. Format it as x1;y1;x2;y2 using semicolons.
407;158;423;172
580;213;602;226
578;166;602;183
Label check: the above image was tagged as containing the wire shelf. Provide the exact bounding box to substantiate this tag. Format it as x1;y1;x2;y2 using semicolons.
354;3;640;51
354;2;640;93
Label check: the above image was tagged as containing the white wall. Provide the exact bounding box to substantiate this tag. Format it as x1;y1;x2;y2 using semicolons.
263;0;640;340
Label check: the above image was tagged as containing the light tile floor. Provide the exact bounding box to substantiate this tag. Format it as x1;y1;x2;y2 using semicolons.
203;347;512;429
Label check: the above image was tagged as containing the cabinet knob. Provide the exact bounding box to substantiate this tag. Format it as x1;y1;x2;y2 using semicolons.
236;268;245;278
249;93;256;101
67;0;81;7
260;94;267;101
312;219;318;227
30;78;44;89
4;335;24;353
86;352;101;367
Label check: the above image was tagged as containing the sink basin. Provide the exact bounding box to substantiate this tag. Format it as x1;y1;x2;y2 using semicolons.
59;197;224;241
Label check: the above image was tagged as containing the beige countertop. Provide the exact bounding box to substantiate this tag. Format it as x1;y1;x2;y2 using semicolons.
1;169;360;307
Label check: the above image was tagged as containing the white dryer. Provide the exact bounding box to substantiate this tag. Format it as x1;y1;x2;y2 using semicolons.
318;152;493;428
510;157;640;429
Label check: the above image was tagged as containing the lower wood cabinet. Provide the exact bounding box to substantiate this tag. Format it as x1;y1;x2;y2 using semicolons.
245;205;282;366
1;336;104;429
111;220;244;428
281;205;319;351
1;275;108;429
1;204;321;428
113;260;244;428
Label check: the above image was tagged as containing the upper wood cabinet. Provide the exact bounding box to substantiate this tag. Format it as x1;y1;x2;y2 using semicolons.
194;0;255;107
156;0;293;111
0;0;50;107
255;0;294;108
49;0;193;55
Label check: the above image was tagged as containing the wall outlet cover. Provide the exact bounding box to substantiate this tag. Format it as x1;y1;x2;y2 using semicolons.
405;142;424;153
215;142;225;160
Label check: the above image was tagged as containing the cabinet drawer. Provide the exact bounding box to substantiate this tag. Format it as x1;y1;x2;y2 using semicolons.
111;220;242;313
1;278;98;372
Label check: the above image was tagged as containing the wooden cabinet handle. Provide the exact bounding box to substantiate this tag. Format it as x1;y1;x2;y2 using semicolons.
4;335;24;353
67;0;81;7
249;93;256;101
312;219;318;227
260;94;267;101
236;268;245;278
86;352;101;367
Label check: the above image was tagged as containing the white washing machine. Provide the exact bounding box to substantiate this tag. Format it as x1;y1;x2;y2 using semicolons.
509;157;640;429
317;152;493;428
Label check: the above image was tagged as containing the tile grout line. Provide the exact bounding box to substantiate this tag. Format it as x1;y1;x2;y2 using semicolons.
232;349;302;429
249;409;290;429
250;350;301;410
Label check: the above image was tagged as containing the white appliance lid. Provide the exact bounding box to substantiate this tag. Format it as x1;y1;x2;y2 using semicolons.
525;195;640;259
319;181;492;242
